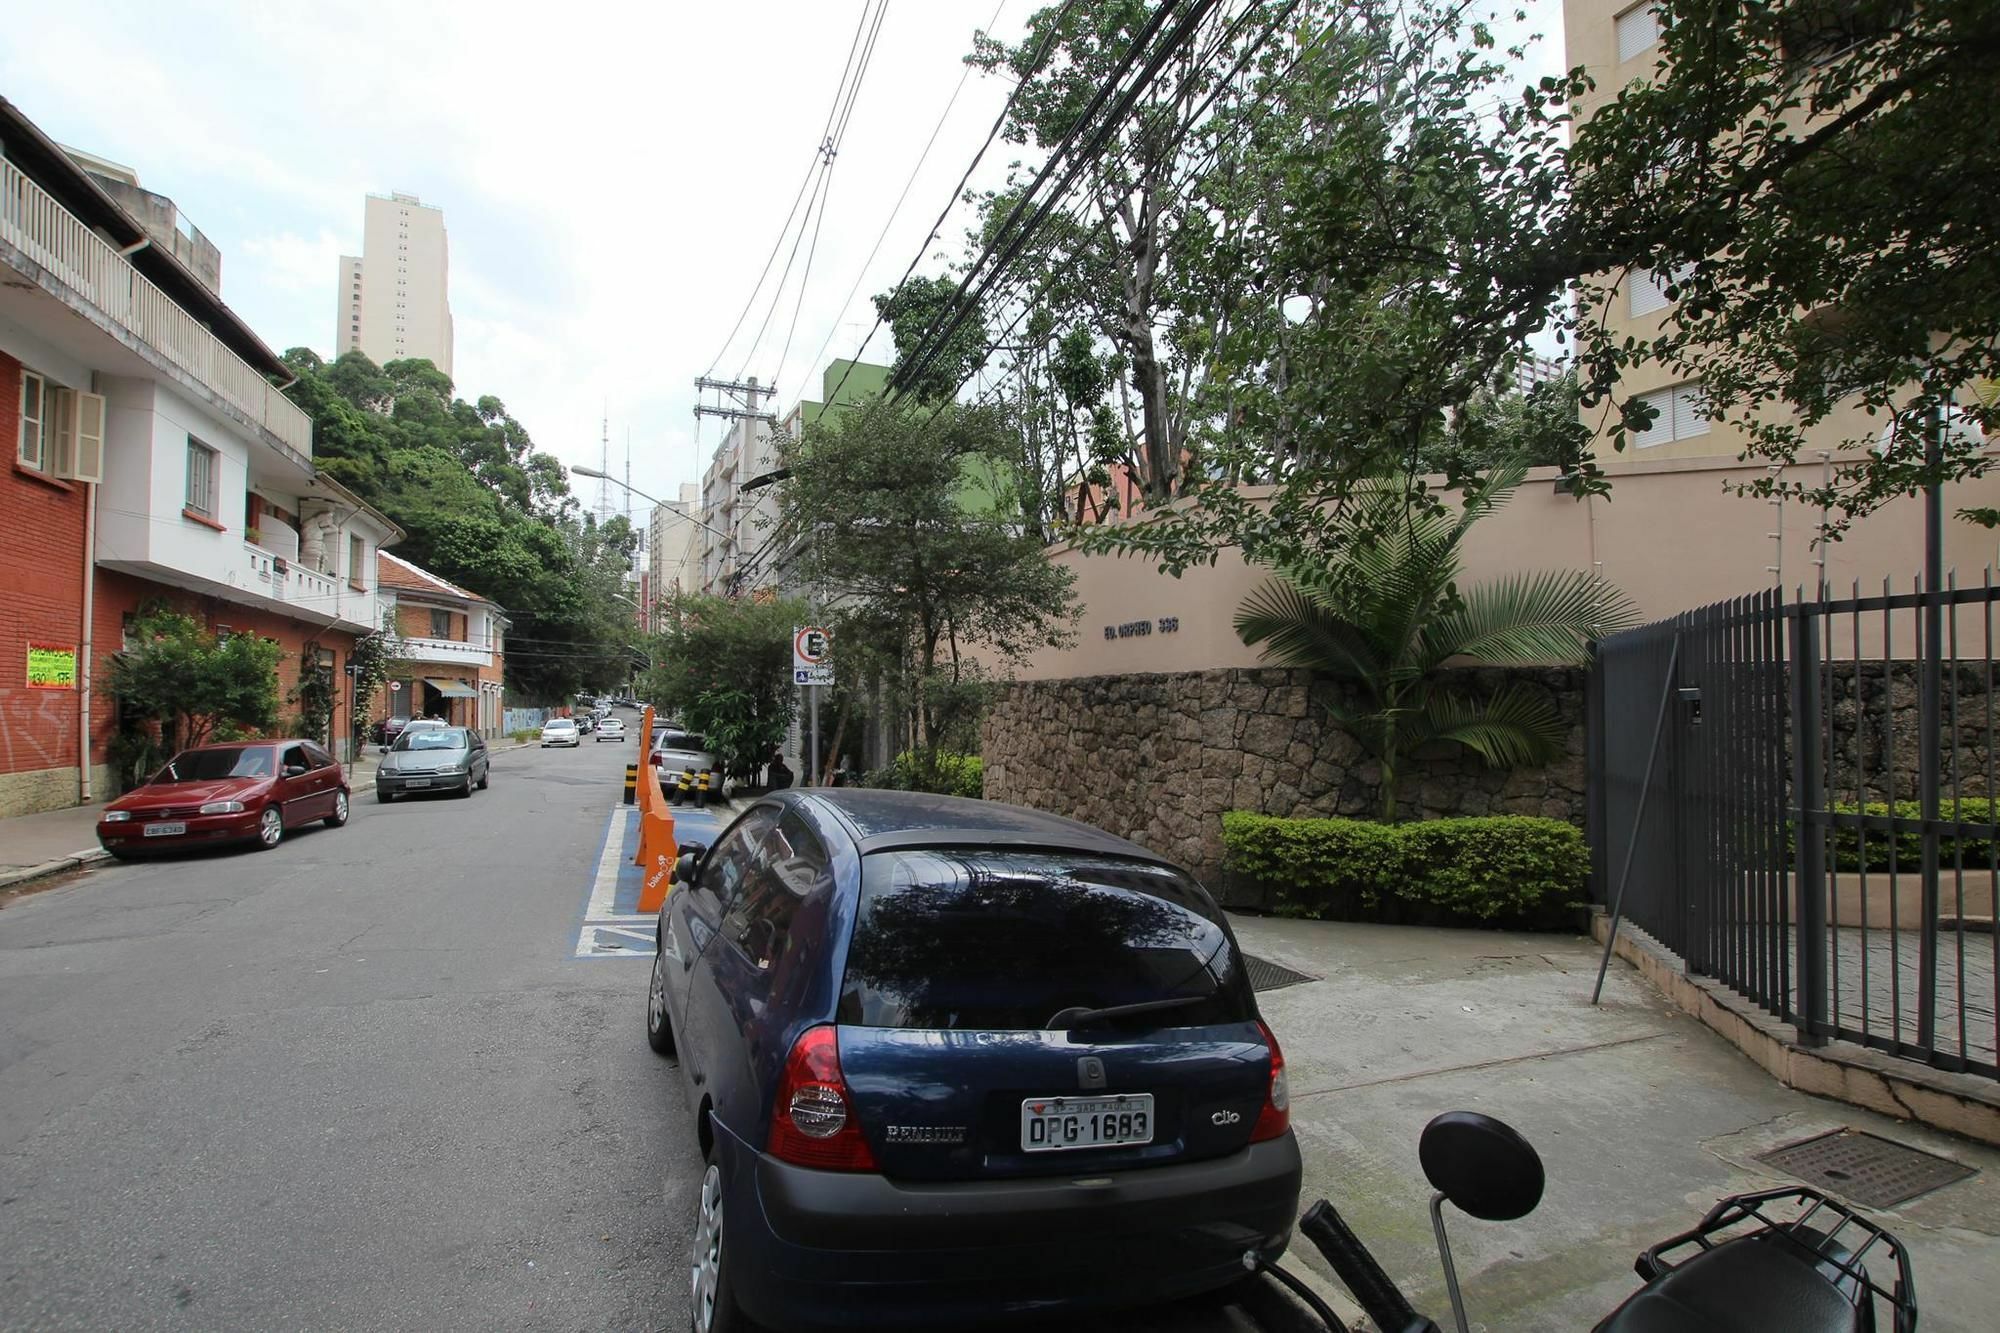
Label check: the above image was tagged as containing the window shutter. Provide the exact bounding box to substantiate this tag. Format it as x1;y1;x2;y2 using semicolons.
1617;4;1660;62
1629;387;1672;448
1672;383;1709;439
62;390;106;483
1629;269;1669;318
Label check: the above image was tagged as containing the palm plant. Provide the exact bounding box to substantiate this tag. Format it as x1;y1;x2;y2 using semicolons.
1234;464;1637;820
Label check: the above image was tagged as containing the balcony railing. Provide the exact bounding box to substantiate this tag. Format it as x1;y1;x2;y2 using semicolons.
0;158;313;456
397;636;492;668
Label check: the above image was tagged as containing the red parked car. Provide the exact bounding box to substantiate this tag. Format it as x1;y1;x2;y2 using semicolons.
97;739;349;858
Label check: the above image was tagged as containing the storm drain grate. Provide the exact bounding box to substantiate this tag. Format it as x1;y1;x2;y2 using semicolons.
1243;954;1318;993
1757;1129;1976;1209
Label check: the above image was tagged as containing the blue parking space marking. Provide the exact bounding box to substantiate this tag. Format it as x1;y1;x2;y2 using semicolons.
571;802;735;959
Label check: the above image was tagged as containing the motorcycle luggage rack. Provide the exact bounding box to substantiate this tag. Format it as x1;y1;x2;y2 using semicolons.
1635;1186;1918;1333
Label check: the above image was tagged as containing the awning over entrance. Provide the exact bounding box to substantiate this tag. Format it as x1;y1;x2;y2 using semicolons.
425;677;478;699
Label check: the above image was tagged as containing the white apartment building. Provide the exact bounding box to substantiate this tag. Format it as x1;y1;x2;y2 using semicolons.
647;482;704;614
698;414;781;595
336;192;454;378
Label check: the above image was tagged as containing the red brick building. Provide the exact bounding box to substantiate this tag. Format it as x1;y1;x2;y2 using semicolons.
372;552;507;737
1;97;401;815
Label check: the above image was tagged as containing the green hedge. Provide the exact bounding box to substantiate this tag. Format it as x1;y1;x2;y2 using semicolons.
1824;799;1997;872
863;750;984;799
1222;812;1589;929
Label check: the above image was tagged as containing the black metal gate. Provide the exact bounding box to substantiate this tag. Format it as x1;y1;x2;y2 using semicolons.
1590;581;1999;1079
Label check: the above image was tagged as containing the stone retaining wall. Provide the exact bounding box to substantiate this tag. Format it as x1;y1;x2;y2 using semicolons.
981;667;1587;886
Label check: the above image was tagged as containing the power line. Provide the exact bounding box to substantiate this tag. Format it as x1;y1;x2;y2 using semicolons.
795;1;1009;406
818;0;1084;416
772;0;888;397
705;1;879;377
741;0;890;382
891;0;1228;402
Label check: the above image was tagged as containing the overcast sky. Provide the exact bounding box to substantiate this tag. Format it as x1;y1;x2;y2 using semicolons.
3;0;1565;532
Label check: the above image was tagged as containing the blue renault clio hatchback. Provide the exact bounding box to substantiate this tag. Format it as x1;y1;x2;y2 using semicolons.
646;789;1301;1332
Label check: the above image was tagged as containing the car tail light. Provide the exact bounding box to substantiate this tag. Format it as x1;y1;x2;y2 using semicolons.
767;1025;877;1171
1250;1020;1291;1143
650;752;664;767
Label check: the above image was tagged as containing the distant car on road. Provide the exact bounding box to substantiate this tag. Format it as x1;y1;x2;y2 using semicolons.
97;739;349;857
595;717;626;743
577;712;597;735
647;790;1299;1332
541;717;580;748
376;715;411;746
376;726;490;802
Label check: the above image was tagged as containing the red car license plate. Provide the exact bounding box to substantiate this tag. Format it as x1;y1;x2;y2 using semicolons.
143;822;187;837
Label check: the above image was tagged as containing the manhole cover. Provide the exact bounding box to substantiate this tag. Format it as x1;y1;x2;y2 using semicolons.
1243;954;1318;993
1757;1129;1976;1209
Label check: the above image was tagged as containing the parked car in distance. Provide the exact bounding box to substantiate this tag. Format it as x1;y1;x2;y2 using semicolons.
577;712;597;735
649;727;719;786
98;740;349;857
541;717;580;748
376;715;411;747
376;726;490;802
648;790;1300;1332
596;717;626;742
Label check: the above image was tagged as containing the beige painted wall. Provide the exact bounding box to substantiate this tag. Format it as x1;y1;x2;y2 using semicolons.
1006;454;2000;681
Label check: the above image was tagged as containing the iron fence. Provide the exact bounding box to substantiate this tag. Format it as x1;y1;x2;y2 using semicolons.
1590;579;1999;1079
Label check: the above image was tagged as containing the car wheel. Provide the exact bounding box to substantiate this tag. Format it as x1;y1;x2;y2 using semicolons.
646;945;677;1057
476;770;490;791
690;1158;748;1333
456;779;474;799
255;806;284;850
325;790;350;828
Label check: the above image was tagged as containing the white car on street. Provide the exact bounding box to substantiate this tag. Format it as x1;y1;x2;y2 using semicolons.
540;718;580;748
595;717;626;742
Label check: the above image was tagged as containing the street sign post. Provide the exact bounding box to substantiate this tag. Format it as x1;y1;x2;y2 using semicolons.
794;626;832;784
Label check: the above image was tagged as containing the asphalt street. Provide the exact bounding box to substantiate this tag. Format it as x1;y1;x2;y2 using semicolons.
0;729;1317;1333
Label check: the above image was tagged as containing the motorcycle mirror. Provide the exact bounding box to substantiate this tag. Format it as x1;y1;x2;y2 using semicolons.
1418;1111;1545;1221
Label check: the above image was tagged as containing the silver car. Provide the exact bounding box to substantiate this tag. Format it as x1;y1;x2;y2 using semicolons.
377;727;489;801
649;728;720;791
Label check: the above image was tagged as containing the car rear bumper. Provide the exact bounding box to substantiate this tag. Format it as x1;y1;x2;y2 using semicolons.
97;809;261;851
721;1122;1300;1330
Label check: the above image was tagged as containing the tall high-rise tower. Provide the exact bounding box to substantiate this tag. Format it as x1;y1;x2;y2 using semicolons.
336;192;454;378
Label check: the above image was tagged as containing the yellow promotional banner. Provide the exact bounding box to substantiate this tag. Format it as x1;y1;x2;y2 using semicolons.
27;642;77;690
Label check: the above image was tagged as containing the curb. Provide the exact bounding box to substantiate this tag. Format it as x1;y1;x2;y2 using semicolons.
0;847;111;893
1592;910;2000;1145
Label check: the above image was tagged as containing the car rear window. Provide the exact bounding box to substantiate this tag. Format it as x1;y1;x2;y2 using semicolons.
837;849;1249;1031
656;731;706;752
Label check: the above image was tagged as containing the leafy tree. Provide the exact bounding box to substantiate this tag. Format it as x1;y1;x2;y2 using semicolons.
107;606;283;783
966;1;1320;508
876;275;992;404
1422;373;1594;479
280;348;635;701
776;397;1079;751
1563;0;2000;530
643;593;807;781
346;613;402;749
1234;466;1637;820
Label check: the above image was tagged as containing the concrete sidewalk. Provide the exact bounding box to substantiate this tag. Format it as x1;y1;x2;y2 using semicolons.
0;799;111;888
1235;914;2000;1332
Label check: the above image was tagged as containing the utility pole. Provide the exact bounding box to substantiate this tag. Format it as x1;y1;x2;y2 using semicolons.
692;376;778;426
